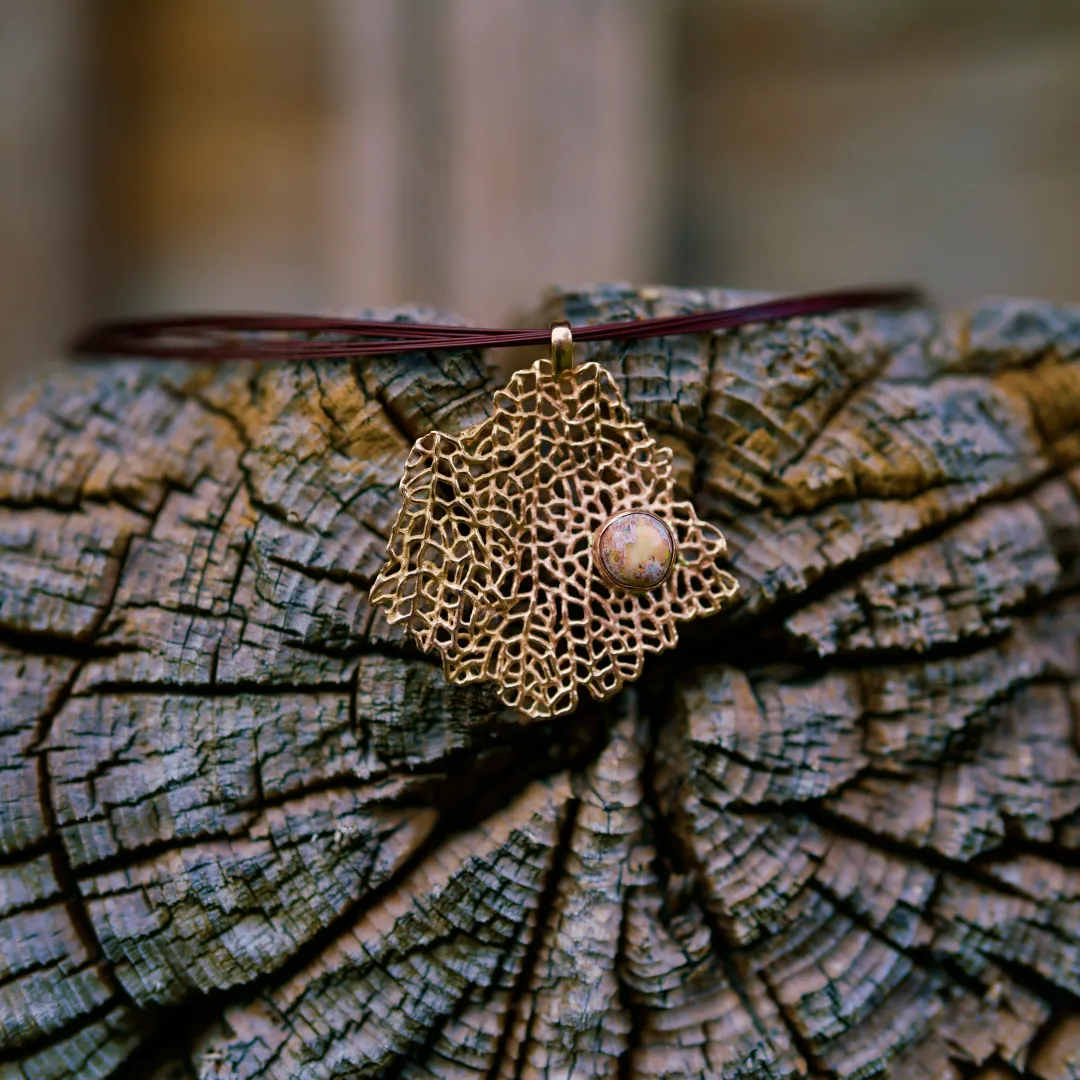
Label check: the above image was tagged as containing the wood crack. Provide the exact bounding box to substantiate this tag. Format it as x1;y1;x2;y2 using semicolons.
758;965;833;1079
4;293;1080;1078
0;996;126;1068
806;878;987;1001
486;797;580;1080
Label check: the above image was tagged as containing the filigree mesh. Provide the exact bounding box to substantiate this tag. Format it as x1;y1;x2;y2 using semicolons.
370;358;739;717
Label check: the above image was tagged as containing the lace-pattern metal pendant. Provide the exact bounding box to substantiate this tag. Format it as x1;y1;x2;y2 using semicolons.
370;323;739;717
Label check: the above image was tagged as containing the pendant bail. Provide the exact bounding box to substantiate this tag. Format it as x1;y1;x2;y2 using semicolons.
550;320;574;374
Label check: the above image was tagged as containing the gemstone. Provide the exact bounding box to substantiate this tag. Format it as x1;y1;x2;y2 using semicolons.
595;511;675;590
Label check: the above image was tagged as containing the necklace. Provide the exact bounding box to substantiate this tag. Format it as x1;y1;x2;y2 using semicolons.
73;286;920;716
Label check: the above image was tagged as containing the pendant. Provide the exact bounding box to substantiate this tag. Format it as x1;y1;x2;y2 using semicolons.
370;322;739;718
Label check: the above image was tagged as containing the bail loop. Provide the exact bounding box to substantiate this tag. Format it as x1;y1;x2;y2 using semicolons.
550;320;574;374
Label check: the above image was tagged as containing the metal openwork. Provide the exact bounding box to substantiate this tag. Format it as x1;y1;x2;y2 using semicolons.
370;325;739;717
69;285;922;717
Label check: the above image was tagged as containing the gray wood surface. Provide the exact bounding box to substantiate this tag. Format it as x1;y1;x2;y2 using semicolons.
2;287;1080;1078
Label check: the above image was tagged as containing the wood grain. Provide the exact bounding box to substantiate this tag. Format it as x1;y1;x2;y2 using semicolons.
1;289;1079;1078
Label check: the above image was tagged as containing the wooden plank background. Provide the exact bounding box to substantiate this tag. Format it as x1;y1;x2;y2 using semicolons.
3;0;1080;400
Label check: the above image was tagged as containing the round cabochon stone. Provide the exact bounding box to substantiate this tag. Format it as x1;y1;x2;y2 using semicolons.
595;511;675;590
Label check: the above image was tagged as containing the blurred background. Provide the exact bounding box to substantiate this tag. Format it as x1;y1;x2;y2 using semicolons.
3;0;1080;400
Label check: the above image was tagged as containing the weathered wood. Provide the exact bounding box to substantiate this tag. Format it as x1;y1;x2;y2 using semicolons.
2;289;1080;1079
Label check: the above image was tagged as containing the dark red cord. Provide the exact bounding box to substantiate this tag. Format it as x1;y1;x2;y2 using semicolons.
70;286;924;362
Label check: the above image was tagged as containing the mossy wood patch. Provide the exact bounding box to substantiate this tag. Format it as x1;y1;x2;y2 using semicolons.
2;287;1080;1079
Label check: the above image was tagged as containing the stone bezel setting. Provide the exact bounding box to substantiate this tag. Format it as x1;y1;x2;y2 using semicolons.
593;510;677;592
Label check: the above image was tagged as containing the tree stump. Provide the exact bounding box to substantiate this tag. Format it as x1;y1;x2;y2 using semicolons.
2;286;1080;1080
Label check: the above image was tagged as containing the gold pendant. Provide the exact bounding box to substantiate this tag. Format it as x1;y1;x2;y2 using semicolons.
370;323;739;718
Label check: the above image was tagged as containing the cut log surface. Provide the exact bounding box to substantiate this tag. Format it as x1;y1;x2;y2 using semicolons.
2;287;1080;1080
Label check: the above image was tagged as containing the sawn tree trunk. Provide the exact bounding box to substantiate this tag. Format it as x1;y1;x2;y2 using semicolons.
2;286;1080;1079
